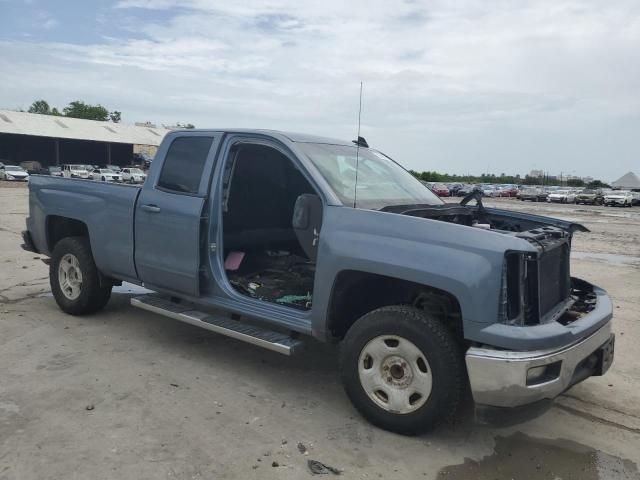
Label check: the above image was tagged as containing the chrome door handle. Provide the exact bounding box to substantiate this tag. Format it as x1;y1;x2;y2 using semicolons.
141;204;161;213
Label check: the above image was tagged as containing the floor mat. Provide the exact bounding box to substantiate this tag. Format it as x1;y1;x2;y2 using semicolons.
227;250;315;310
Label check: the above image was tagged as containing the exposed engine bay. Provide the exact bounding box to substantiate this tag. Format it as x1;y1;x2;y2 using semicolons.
381;192;590;326
380;192;588;240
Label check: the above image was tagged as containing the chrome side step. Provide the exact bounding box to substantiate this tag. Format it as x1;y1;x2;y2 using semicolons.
131;294;304;356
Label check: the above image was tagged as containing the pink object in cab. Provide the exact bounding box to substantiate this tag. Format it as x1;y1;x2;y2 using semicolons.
224;251;245;271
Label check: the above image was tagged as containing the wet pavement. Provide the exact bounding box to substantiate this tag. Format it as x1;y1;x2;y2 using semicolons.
438;433;640;480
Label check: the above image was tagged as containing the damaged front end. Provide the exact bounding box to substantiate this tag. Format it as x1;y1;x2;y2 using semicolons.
383;194;590;327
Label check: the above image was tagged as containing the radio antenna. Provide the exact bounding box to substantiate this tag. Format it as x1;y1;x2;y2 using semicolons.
353;81;363;208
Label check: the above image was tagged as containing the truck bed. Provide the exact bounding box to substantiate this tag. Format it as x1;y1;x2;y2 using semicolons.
27;176;142;283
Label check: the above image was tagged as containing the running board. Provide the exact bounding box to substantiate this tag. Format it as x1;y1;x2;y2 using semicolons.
130;295;304;356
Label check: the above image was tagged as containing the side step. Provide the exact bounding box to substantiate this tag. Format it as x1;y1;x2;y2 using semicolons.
131;294;304;356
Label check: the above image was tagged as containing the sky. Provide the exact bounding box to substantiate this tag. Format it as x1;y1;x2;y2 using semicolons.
0;0;639;180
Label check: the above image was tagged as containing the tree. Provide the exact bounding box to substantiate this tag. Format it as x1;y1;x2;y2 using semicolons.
567;178;585;187
63;101;109;121
587;180;610;189
28;100;52;115
109;111;122;123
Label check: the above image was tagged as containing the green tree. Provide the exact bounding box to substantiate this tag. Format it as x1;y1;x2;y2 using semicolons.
109;111;122;123
28;100;52;115
587;180;610;189
63;101;109;121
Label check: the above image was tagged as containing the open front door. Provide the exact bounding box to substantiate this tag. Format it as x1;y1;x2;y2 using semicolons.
135;133;218;296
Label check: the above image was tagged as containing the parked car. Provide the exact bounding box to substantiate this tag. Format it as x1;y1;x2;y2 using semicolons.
22;129;614;435
121;168;147;184
499;185;518;197
91;168;121;182
102;165;122;174
427;183;451;197
604;191;633;207
0;164;29;181
456;184;477;196
447;183;463;196
482;185;500;197
61;164;91;179
547;190;576;204
19;161;47;175
576;189;604;205
48;166;63;177
519;187;548;202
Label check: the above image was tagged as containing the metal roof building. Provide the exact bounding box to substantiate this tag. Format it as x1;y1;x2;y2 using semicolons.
0;109;171;169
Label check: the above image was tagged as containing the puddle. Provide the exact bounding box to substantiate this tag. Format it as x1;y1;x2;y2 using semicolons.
437;433;639;480
572;252;640;267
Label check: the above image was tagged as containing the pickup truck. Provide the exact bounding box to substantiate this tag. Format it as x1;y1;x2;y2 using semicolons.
22;129;614;434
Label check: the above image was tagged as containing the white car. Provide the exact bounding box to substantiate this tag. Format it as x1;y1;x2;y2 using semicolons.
0;165;29;181
482;186;500;197
121;168;147;184
547;190;576;203
604;190;633;207
62;164;91;179
91;168;121;182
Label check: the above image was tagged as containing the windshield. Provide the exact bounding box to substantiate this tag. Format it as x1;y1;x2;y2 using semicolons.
299;143;443;209
5;166;23;172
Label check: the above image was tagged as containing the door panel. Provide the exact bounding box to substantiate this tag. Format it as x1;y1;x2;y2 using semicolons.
135;188;205;296
134;133;218;296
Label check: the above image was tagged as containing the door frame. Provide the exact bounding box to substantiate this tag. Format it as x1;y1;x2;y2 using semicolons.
203;133;326;316
134;131;222;296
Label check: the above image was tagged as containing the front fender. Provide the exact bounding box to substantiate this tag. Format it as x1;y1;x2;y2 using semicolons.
311;206;536;339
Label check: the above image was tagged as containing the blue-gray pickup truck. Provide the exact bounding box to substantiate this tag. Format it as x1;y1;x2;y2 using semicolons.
22;129;614;434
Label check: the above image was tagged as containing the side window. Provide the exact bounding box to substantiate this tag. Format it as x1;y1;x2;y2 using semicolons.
157;136;214;194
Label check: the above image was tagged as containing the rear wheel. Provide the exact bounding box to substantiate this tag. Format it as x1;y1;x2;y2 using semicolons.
50;236;111;315
340;306;466;435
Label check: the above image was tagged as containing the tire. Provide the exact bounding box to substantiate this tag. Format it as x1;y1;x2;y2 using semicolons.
50;236;112;315
101;176;106;181
340;305;466;435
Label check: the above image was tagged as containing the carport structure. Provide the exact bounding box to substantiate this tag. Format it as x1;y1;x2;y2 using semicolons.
0;109;170;168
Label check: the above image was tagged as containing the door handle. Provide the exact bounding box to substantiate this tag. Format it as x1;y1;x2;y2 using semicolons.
141;204;161;213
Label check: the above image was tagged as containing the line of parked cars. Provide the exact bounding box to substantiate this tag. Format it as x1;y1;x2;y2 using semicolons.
421;181;639;208
0;162;147;184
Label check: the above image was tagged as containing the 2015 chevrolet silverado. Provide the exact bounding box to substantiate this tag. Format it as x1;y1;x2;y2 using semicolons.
22;130;614;434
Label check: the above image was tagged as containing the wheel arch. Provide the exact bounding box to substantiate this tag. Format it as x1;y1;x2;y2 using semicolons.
46;215;90;252
326;270;464;342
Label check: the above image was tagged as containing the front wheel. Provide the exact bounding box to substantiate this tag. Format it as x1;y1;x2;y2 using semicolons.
340;306;466;435
50;236;112;315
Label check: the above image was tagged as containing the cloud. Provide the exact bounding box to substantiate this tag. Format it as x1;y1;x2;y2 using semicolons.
1;0;639;179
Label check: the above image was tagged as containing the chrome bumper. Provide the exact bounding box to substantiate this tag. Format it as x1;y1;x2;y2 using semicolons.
465;321;614;408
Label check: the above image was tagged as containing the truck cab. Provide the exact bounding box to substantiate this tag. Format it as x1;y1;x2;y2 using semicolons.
22;129;614;434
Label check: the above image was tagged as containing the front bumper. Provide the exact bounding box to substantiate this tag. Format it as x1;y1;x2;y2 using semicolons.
466;292;614;409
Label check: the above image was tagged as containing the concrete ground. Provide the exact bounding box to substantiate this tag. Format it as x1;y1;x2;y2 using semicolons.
1;183;639;479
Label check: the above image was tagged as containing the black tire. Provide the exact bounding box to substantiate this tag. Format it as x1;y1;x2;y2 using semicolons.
101;176;106;181
340;305;466;435
50;236;112;315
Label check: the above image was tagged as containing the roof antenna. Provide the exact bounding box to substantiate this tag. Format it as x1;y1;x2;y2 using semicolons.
353;81;363;208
